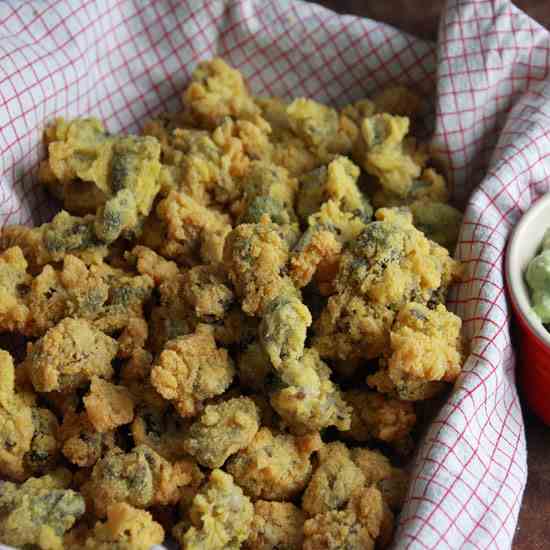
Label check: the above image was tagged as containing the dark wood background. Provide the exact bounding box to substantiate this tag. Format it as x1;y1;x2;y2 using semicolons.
306;2;550;549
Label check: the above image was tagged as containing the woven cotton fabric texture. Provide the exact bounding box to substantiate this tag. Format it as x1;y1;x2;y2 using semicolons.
0;0;544;548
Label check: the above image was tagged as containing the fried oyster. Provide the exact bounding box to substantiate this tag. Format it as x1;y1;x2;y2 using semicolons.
0;56;465;549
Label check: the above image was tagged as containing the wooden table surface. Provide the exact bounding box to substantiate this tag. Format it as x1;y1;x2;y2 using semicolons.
309;1;550;548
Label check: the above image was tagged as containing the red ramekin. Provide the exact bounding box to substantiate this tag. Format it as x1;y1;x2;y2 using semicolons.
506;193;550;425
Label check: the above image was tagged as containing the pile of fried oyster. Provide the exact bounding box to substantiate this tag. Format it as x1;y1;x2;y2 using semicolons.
0;58;464;550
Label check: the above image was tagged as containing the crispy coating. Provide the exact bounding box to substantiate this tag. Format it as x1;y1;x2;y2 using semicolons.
351;448;409;511
84;445;197;517
183;57;260;129
155;190;232;265
180;264;235;320
180;469;254;550
90;262;154;335
270;348;351;434
183;397;260;468
0;59;465;548
290;226;341;289
0;472;85;550
302;486;391;550
369;302;463;400
40;117;162;242
342;389;416;444
0;350;34;480
151;324;235;417
24;255;153;348
131;401;191;462
237;160;298;225
130;244;179;284
223;219;296;315
24;407;60;475
84;377;135;432
286;98;353;159
259;293;312;369
81;503;164;550
354;113;425;198
26;255;109;336
302;442;365;517
371;167;450;209
143;273;196;352
1;211;109;271
0;246;31;332
25;318;117;392
245;501;305;550
226;427;322;500
296;156;371;224
314;209;461;361
314;292;395;360
255;96;321;177
144;116;265;205
59;410;115;468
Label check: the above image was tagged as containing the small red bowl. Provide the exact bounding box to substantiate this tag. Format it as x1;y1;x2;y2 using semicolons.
506;193;550;425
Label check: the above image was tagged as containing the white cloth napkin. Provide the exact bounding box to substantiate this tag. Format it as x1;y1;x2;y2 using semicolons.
1;0;539;548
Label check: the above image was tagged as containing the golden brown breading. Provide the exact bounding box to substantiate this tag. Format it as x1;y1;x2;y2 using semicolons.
183;57;261;129
183;397;260;468
226;427;321;500
180;264;235;320
151;324;235;417
302;486;391;550
59;410;116;468
286;98;353;160
409;199;462;250
25;318;117;393
130;401;191;462
0;350;34;480
289;226;342;289
270;348;351;435
302;442;365;517
341;389;416;444
0;58;466;549
39;117;162;243
155;190;232;266
369;302;463;400
371;167;450;209
353;113;425;198
80;503;164;550
296;156;371;224
313;292;395;361
259;292;312;370
143;116;261;205
245;501;305;550
147;272;198;352
0;471;85;550
24;407;60;475
351;448;409;511
236;160;298;225
83;445;199;517
1;211;109;271
83;377;135;433
0;246;31;332
130;244;180;285
26;255;109;337
314;208;461;362
179;469;254;550
223;219;294;315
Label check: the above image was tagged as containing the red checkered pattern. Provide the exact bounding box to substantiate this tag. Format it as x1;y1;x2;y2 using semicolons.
0;0;536;548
